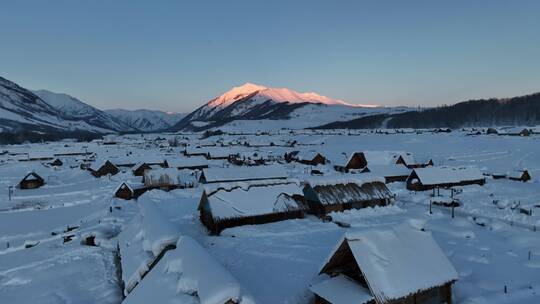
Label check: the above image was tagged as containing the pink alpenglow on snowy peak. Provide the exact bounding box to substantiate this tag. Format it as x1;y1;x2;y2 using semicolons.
207;82;379;109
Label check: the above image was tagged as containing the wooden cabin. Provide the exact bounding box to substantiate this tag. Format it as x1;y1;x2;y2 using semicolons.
302;178;393;217
508;169;531;182
132;162;152;177
394;153;433;169
114;182;148;200
285;151;326;166
406;166;485;191
89;160;119;178
312;226;458;304
198;183;304;234
333;152;368;172
19;172;45;189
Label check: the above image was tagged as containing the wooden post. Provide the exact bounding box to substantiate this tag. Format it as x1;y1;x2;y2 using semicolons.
504;285;507;294
529;250;532;261
429;200;432;214
451;204;455;218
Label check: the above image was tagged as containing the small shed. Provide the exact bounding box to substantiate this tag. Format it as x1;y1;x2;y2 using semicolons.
49;158;63;167
519;128;532;137
315;225;458;304
332;152;368;173
486;127;498;135
303;178;393;217
89;160;119;178
198;183;305;234
19;172;45;189
508;169;531;182
406;166;485;191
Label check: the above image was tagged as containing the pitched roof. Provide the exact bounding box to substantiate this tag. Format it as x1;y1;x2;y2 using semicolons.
365;164;411;177
411;166;484;186
144;168;198;186
322;225;458;303
202;164;288;183
204;183;303;220
165;156;208;168
306;177;392;206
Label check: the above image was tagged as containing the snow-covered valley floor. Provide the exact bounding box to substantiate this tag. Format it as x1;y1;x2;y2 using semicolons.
1;131;539;303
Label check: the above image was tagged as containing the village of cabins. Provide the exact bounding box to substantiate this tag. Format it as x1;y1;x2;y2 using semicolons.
1;128;539;304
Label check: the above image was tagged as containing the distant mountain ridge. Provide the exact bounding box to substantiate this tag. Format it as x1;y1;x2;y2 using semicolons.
2;75;539;143
315;93;540;129
105;109;185;132
0;76;184;143
34;90;134;132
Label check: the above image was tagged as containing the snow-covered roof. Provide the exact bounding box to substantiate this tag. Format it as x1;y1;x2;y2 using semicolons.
328;152;364;167
306;177;392;206
204;178;300;195
204;183;303;220
143;168;197;186
166;156;208;168
114;181;134;194
202;164;288;183
297;151;323;161
89;159;116;171
411;166;484;186
366;164;411;177
123;236;254;304
305;175;385;188
508;169;529;179
310;275;373;304
323;225;458;303
118;198;180;294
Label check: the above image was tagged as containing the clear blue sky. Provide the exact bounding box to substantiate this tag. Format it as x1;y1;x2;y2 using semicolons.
1;0;539;112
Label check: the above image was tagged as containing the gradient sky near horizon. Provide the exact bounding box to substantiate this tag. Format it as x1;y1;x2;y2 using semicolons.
1;0;539;113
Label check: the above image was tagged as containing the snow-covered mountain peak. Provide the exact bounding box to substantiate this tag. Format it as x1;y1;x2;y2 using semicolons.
207;82;374;109
208;82;268;108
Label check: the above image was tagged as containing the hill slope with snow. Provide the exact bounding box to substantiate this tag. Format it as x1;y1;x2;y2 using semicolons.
0;77;116;138
105;109;185;132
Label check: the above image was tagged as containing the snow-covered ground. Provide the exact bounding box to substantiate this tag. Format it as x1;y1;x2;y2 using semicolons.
1;130;539;303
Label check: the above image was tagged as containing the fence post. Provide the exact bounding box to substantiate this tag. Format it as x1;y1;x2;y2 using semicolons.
451;205;455;218
8;186;13;201
429;200;432;214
